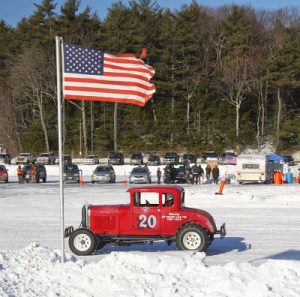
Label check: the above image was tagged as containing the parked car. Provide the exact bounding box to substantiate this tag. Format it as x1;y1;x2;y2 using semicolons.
130;153;143;165
91;165;116;183
283;155;295;166
36;152;56;165
108;152;124;165
63;164;81;183
0;153;11;164
181;153;196;164
15;153;35;165
147;154;161;166
84;155;99;165
65;185;226;256
22;164;47;183
163;163;192;184
129;167;151;184
201;151;218;162
0;165;8;183
63;155;72;164
163;152;179;164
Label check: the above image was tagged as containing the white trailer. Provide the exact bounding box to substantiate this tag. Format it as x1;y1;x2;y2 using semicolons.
236;154;283;184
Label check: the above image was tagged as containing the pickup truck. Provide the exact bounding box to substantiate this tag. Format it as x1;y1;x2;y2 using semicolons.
15;153;35;164
65;186;226;256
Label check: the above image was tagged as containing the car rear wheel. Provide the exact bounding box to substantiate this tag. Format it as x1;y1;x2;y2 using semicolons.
69;228;97;256
176;224;209;252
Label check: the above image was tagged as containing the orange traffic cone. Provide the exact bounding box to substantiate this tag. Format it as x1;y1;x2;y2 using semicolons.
80;175;84;185
122;175;127;185
215;178;225;195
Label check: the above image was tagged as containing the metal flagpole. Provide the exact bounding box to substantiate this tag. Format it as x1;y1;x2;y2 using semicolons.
56;36;65;263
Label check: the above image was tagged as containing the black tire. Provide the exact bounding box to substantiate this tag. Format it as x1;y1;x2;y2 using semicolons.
43;177;47;183
36;176;40;183
176;224;209;252
5;179;8;183
69;228;97;256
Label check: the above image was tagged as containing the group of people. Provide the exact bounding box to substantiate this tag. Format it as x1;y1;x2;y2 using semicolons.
17;164;37;184
156;162;220;184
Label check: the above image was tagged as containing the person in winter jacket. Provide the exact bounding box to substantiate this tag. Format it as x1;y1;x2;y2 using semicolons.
31;165;37;183
17;165;24;184
205;164;211;182
212;165;220;184
191;163;200;184
157;167;162;184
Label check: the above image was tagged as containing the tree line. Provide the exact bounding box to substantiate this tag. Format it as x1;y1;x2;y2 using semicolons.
0;0;300;156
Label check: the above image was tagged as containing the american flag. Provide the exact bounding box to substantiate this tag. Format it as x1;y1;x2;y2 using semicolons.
63;44;155;107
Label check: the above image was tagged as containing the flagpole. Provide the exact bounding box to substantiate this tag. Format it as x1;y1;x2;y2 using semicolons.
56;36;65;263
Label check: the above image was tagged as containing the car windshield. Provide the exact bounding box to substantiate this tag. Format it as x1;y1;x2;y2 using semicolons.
20;153;30;157
109;152;120;158
0;165;6;171
95;166;110;173
64;165;79;173
132;154;141;159
0;154;6;158
149;155;158;161
132;168;148;173
86;155;96;159
39;153;49;157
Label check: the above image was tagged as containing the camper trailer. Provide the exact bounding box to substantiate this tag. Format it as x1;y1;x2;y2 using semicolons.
236;154;283;184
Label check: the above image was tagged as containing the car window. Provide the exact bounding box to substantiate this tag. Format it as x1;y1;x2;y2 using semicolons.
134;192;159;207
163;193;174;207
64;165;79;172
40;153;49;157
0;165;6;171
132;168;147;173
132;154;141;159
96;166;109;173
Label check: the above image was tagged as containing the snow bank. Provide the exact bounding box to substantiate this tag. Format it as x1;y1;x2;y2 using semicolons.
0;244;299;297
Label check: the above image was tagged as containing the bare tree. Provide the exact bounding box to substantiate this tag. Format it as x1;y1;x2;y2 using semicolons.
220;57;252;151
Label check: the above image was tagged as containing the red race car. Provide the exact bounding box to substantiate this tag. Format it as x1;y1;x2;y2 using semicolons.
65;186;226;256
0;165;8;183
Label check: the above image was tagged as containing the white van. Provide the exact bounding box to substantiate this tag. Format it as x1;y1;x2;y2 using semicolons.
236;155;282;184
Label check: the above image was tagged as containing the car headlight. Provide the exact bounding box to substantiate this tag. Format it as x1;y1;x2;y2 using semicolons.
74;173;79;177
63;173;67;177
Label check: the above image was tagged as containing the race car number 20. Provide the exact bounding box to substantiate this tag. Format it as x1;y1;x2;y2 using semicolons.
138;214;157;229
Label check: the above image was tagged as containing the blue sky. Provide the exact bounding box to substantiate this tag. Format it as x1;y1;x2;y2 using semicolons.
1;0;300;27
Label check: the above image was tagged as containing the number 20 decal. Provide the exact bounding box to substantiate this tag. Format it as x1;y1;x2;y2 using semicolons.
138;214;157;229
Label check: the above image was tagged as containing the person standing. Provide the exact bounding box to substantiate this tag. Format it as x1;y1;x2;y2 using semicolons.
17;165;24;184
157;167;162;184
212;165;220;184
205;164;211;183
31;165;37;183
199;164;204;184
191;163;200;184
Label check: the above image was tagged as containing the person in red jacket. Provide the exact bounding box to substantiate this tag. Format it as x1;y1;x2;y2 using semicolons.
17;165;24;184
31;165;37;183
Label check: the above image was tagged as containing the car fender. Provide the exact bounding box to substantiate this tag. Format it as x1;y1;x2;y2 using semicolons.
176;219;214;235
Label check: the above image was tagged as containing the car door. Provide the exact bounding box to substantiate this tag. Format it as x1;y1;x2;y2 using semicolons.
131;192;161;235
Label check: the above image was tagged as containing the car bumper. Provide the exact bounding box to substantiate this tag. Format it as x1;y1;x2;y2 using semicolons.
63;176;79;183
92;176;111;183
215;223;226;238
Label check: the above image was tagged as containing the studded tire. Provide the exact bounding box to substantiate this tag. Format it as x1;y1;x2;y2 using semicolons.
69;228;97;256
176;224;209;252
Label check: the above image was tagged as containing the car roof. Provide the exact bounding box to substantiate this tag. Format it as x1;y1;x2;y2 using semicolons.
127;185;184;194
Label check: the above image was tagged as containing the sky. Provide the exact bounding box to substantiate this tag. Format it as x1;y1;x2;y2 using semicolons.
1;0;300;28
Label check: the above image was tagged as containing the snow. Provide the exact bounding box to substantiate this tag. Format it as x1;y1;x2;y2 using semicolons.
0;163;300;296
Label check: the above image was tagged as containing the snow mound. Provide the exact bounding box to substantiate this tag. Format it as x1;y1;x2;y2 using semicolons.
0;244;299;297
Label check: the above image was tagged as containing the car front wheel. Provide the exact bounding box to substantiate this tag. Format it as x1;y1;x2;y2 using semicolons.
69;228;97;256
176;224;209;252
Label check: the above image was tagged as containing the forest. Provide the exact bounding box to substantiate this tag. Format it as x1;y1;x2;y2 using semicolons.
0;0;300;157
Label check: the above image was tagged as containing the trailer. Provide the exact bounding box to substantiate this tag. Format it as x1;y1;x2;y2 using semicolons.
236;154;283;184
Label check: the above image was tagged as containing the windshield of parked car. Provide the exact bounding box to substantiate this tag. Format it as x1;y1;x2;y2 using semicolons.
109;152;120;158
131;154;141;159
165;152;176;157
148;155;158;161
64;165;79;173
132;167;148;174
20;153;30;157
0;154;6;158
39;153;49;157
86;155;96;159
0;165;6;171
95;166;110;173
